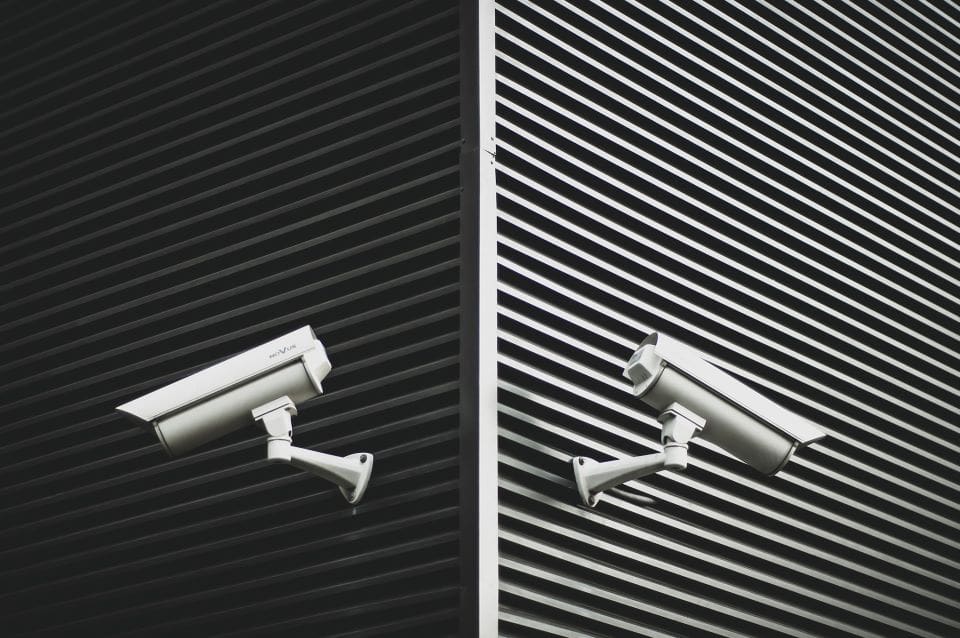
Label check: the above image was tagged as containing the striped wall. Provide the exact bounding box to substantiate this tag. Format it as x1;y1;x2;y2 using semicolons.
493;1;960;636
0;1;463;635
5;1;960;635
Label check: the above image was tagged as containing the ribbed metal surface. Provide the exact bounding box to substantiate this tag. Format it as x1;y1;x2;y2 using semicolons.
0;1;461;635
494;1;960;636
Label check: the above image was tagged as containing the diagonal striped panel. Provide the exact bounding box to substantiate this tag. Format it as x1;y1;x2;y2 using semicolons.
0;1;463;635
494;1;960;636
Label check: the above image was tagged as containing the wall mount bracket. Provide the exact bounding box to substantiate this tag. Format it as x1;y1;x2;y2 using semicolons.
572;402;705;507
253;396;373;504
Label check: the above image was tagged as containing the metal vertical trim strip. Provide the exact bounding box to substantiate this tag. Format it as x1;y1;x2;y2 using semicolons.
459;0;499;635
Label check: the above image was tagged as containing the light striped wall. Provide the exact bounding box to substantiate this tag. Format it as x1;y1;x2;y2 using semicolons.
493;1;960;635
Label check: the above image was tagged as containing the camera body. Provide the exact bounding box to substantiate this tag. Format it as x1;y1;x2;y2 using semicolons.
573;331;826;507
624;332;825;475
116;326;331;457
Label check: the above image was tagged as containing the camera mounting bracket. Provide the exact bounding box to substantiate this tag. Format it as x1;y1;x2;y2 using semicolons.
253;396;373;505
572;402;705;507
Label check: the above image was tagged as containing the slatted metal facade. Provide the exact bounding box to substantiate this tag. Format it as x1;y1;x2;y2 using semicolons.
493;1;960;636
0;1;463;635
6;1;960;636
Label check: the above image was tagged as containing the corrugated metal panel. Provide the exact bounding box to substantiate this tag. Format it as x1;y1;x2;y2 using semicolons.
494;1;960;636
0;1;462;635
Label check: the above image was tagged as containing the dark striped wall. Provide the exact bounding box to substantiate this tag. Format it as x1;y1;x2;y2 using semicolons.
0;1;462;635
494;1;960;636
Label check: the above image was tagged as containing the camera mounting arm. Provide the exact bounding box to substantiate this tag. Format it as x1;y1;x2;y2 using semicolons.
252;396;373;505
572;402;705;507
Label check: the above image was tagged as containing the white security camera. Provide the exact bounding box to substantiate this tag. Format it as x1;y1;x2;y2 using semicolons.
573;331;825;507
116;326;373;504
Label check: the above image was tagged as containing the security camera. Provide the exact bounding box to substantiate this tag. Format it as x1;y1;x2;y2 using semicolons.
573;331;825;507
116;326;373;504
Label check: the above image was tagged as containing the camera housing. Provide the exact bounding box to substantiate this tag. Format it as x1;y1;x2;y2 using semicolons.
573;331;826;507
624;332;825;475
116;326;372;504
116;326;331;457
